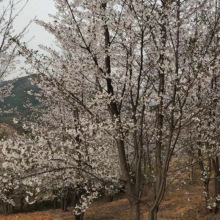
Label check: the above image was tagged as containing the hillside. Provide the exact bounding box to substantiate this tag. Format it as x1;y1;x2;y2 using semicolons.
0;75;41;128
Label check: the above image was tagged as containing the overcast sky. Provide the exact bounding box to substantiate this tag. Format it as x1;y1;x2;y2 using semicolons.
15;0;57;49
3;0;57;79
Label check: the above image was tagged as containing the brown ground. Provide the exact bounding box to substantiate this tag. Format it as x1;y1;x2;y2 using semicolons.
0;212;52;220
0;185;220;220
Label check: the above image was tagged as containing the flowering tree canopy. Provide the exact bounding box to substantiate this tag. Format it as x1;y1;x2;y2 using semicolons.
1;1;220;220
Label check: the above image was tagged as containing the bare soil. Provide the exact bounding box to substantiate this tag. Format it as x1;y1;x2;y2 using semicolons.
1;185;220;220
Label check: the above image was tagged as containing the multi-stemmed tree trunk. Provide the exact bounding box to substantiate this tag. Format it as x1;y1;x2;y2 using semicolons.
101;3;144;219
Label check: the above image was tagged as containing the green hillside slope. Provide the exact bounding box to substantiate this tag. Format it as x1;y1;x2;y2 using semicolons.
0;75;41;127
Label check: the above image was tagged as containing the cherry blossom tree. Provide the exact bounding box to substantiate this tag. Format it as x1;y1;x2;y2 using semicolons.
1;91;121;218
0;0;29;214
5;0;220;220
0;0;28;113
173;1;220;213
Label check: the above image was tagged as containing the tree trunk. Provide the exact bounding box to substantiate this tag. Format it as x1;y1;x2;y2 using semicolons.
20;194;24;212
130;202;141;220
148;207;158;220
54;197;58;209
214;177;220;213
203;179;210;211
61;196;68;212
53;190;58;209
189;158;195;182
75;213;84;220
102;4;142;220
108;194;114;202
212;156;220;213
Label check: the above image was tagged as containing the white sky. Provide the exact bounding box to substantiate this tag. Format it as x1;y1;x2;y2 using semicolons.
3;0;57;79
14;0;56;49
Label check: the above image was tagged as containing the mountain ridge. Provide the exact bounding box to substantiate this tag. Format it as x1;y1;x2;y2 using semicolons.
0;75;41;128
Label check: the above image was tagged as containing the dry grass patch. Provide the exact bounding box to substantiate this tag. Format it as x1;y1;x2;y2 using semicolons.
84;198;131;220
0;212;52;220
